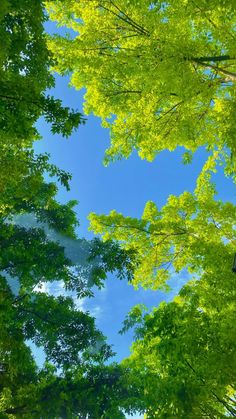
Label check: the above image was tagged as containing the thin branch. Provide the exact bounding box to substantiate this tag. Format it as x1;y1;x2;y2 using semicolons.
19;307;57;326
105;90;142;97
185;359;236;416
155;101;184;123
98;220;187;239
100;3;148;36
109;0;149;35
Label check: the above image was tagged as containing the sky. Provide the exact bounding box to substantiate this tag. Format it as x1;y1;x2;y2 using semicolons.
34;73;235;419
31;20;235;419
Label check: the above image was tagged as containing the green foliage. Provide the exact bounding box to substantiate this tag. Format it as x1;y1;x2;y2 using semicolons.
89;156;236;290
42;95;86;138
0;2;141;417
0;190;138;416
122;274;236;417
1;1;236;417
119;304;148;336
182;151;193;165
46;0;236;176
89;151;236;417
0;224;71;288
0;0;84;149
0;275;141;417
88;237;136;286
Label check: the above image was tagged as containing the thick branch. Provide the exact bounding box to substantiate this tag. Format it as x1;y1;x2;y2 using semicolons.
193;55;235;63
192;60;236;81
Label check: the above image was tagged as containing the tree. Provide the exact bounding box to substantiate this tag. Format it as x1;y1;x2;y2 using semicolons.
0;346;142;418
89;155;236;290
0;169;140;417
0;3;141;417
0;0;85;216
46;0;236;176
121;276;236;418
0;0;85;148
0;255;140;417
0;182;139;417
0;275;141;418
89;155;236;416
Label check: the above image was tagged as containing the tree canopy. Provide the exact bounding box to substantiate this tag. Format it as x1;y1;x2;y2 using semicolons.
89;149;236;417
89;155;236;290
0;0;84;146
0;0;85;217
0;2;139;417
47;0;236;177
1;0;236;417
122;275;236;418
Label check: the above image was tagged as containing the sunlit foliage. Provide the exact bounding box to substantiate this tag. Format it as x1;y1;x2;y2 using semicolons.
47;0;236;177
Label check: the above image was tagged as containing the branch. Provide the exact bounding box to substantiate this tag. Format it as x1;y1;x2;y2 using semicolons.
185;359;236;416
105;90;142;97
193;55;235;63
109;0;149;35
155;101;184;123
100;3;148;36
192;60;236;81
98;220;187;239
19;307;57;326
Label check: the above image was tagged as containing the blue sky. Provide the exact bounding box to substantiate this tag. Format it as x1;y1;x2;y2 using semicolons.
34;71;235;357
32;20;235;419
34;73;235;419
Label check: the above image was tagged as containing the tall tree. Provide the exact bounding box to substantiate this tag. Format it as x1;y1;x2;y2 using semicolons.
89;155;236;290
0;0;84;147
46;0;236;176
0;0;85;217
0;2;139;417
0;175;137;417
121;275;236;418
0;273;141;418
89;155;236;417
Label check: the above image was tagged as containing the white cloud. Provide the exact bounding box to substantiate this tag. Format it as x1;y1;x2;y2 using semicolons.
90;305;102;319
51;280;65;296
33;281;51;294
74;297;86;312
125;413;143;418
100;283;107;293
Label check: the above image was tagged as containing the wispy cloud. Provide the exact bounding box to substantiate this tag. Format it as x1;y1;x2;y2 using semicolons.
74;297;87;312
33;281;51;294
9;213;101;289
165;270;190;302
90;304;102;319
